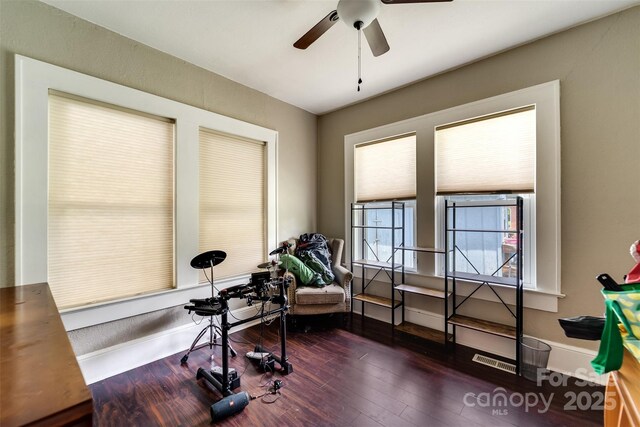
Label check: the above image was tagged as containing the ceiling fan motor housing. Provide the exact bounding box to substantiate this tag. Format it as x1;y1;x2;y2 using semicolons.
337;0;380;29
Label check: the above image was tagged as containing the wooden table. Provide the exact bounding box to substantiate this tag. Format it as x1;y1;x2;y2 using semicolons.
0;283;93;426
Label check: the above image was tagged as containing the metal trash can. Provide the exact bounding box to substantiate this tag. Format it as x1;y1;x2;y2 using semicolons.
520;337;552;381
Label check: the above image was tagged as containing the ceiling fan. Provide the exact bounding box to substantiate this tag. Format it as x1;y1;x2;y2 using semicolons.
294;0;452;57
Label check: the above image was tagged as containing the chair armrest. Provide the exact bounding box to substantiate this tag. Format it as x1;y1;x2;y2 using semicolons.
333;264;353;288
284;271;298;305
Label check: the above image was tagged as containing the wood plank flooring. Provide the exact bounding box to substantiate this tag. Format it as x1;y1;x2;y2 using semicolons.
90;315;604;426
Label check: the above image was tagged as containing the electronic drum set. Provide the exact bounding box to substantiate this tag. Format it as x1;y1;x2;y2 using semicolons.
181;244;293;421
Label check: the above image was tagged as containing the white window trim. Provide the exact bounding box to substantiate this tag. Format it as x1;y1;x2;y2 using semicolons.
15;55;278;330
344;81;562;312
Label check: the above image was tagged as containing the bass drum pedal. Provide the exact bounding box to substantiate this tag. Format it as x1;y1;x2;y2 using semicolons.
246;351;276;372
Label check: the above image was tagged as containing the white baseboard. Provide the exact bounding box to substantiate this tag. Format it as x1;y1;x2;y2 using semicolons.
377;306;606;385
77;305;265;384
545;340;604;385
351;303;402;325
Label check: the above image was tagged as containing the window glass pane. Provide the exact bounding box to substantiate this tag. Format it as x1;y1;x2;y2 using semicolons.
48;93;175;309
359;201;416;269
446;195;520;280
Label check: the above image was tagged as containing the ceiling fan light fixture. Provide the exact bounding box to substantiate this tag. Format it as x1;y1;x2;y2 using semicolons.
337;0;380;29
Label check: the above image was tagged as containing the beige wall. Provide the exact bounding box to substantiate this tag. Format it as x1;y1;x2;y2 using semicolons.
317;6;640;348
0;0;317;354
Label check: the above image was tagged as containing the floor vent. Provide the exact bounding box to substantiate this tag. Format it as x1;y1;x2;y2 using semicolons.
472;353;516;374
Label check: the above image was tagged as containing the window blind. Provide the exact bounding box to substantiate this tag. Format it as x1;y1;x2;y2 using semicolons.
48;93;175;309
199;129;266;280
435;106;536;195
355;134;416;202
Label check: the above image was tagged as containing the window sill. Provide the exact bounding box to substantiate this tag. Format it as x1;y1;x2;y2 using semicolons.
350;268;562;313
60;275;251;331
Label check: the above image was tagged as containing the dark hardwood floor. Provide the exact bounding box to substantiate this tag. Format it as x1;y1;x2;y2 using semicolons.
90;315;604;426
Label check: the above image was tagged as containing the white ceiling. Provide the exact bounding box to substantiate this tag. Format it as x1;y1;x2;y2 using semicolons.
41;0;639;114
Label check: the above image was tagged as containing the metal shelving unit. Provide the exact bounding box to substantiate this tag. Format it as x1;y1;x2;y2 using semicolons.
350;201;405;329
445;197;524;374
351;202;450;344
393;246;450;344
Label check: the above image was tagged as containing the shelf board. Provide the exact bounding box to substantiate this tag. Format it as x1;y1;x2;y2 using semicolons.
446;200;518;208
395;322;451;342
352;206;397;211
394;246;445;254
448;271;517;287
352;225;403;230
352;259;403;269
353;293;402;309
395;284;450;299
448;314;516;339
447;228;517;233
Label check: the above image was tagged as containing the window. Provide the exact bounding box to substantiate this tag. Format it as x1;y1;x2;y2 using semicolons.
15;55;277;328
431;84;561;305
199;129;266;280
434;105;536;287
48;93;175;308
352;134;417;269
345;81;560;311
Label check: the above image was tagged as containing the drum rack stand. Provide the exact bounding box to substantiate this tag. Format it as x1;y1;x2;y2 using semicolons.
196;277;293;397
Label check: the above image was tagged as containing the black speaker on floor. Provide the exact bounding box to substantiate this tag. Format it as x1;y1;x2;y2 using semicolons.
210;391;250;422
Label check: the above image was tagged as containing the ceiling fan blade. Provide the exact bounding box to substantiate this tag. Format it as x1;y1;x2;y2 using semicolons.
381;0;452;3
363;18;390;57
294;10;339;50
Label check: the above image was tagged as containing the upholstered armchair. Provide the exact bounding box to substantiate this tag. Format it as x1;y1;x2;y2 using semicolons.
284;237;352;316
